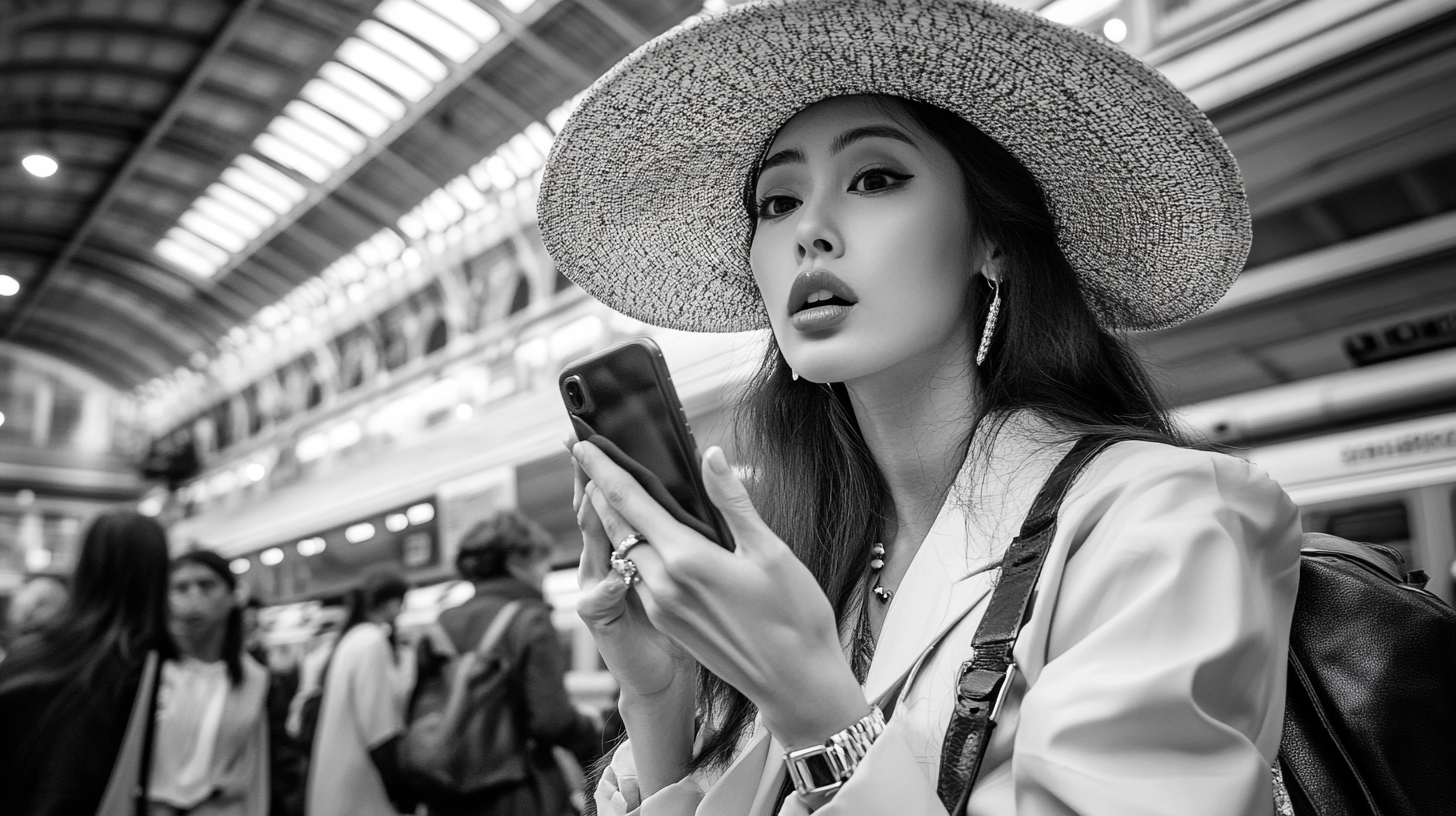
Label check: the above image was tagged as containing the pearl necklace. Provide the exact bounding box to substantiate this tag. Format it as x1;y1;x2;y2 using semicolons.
870;542;893;603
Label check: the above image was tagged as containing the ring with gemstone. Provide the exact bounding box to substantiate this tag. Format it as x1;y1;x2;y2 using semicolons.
610;533;648;586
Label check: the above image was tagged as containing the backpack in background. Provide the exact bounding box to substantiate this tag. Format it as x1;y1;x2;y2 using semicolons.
402;599;530;797
1278;532;1456;815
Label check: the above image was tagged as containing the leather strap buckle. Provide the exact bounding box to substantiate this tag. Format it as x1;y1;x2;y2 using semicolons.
957;663;1018;722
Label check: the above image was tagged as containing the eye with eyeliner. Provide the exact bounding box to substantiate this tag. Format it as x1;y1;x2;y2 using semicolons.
753;165;914;220
849;166;913;193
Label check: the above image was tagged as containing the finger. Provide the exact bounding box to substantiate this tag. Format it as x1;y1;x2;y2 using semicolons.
585;482;670;590
572;440;688;545
576;492;613;582
700;447;775;552
576;571;630;628
564;435;586;511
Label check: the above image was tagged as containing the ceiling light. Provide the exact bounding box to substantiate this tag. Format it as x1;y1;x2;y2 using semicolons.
406;502;435;524
230;558;252;574
21;153;58;178
260;547;285;566
455;403;473;420
284;100;367;153
385;513;409;532
358;19;448;81
269;116;353;170
0;275;18;296
297;536;327;556
156;237;222;277
179;210;250;253
345;522;376;543
254;133;332;183
229;156;308;211
194;190;269;233
338;37;433;102
0;411;6;427
495;0;538;13
205;182;276;227
1103;17;1128;42
244;462;266;482
1040;0;1119;25
319;62;407;121
300;78;392;138
377;0;485;62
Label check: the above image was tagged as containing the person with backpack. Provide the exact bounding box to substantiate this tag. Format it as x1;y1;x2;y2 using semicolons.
538;1;1314;814
306;569;413;816
0;511;176;816
406;511;602;816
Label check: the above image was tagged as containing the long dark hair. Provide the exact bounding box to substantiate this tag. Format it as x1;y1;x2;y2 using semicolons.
171;549;245;686
340;568;409;655
687;95;1181;771
0;511;176;704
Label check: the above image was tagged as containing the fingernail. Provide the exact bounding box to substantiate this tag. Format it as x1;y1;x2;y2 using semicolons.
707;446;730;476
571;442;585;459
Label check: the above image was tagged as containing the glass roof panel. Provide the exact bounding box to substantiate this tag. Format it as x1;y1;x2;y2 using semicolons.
284;100;368;154
156;236;222;277
300;78;392;138
270;115;353;170
193;193;269;234
232;156;308;208
205;182;277;227
337;37;433;102
496;0;538;14
359;19;448;81
254;133;333;183
377;0;483;62
165;226;232;264
180;210;250;253
319;61;408;121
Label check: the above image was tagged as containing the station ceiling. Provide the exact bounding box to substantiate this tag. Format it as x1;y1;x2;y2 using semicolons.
0;0;697;389
2;0;1454;409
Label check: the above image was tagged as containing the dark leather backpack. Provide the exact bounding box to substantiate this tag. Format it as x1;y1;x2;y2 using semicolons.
1278;533;1456;816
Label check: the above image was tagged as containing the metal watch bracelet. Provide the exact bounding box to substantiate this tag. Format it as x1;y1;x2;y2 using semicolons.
784;706;887;798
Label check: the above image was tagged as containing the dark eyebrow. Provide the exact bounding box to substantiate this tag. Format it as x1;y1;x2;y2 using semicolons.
831;125;916;154
758;147;806;173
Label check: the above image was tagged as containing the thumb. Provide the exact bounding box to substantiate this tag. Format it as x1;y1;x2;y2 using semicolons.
701;446;772;548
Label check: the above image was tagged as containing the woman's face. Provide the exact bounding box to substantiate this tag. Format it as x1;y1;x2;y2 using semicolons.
750;95;985;385
169;562;234;639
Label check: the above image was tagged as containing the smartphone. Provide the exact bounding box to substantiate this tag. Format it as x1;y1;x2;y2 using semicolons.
559;337;734;550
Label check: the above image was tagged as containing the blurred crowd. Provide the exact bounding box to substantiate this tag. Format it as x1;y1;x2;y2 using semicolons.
0;510;606;816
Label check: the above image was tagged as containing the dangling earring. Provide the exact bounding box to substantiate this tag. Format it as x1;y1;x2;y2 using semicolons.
791;369;799;381
975;279;1001;366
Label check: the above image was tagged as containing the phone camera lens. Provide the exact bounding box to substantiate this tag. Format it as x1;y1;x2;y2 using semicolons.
563;378;586;411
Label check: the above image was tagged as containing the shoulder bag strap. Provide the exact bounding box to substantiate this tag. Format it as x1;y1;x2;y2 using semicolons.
936;436;1123;816
94;649;162;816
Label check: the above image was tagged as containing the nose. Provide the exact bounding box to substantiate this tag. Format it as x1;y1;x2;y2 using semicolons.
794;195;842;263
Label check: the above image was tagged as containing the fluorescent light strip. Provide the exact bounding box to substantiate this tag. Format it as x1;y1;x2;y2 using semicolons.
193;192;270;234
319;61;408;121
358;19;448;81
231;156;308;209
156;237;222;277
337;37;433;102
269;115;354;170
254;132;332;183
205;182;277;227
377;0;485;62
179;211;250;253
164;226;231;264
283;100;367;154
300;78;392;138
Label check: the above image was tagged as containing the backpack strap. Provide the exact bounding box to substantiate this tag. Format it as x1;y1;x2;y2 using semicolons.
473;599;527;658
937;436;1122;816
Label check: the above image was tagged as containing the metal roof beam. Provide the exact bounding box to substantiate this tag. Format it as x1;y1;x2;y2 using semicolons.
3;0;271;340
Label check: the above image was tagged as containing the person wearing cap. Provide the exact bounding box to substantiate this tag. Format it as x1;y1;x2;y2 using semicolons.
544;1;1300;814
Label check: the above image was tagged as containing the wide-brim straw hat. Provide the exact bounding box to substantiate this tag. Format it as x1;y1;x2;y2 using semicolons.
537;0;1250;332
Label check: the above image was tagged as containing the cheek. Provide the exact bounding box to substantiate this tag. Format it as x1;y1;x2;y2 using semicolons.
750;230;794;327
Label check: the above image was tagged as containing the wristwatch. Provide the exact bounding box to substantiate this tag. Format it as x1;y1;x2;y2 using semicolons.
784;706;887;798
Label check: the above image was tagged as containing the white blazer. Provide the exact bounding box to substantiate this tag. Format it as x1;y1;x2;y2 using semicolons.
597;415;1302;816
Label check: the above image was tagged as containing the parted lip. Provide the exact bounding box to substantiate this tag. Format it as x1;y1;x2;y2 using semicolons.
787;269;859;315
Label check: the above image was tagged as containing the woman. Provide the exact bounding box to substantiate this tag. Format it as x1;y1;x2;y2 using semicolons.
0;511;176;816
537;1;1301;814
149;550;270;816
415;511;602;816
307;569;412;816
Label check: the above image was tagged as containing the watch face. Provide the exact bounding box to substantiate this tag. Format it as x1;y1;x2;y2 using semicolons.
798;754;839;790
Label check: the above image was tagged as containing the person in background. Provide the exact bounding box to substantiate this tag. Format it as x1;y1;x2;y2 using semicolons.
307;569;413;816
150;549;270;816
3;573;70;652
286;615;341;740
0;511;176;816
419;511;603;816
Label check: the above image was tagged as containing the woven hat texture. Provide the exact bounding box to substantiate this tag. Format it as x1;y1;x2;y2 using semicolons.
537;0;1251;332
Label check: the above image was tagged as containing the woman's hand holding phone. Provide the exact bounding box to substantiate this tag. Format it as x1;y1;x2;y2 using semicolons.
571;439;871;753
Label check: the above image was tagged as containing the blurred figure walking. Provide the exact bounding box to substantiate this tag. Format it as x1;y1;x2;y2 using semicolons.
0;511;175;816
0;573;69;659
148;550;270;816
409;511;601;816
306;570;412;816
